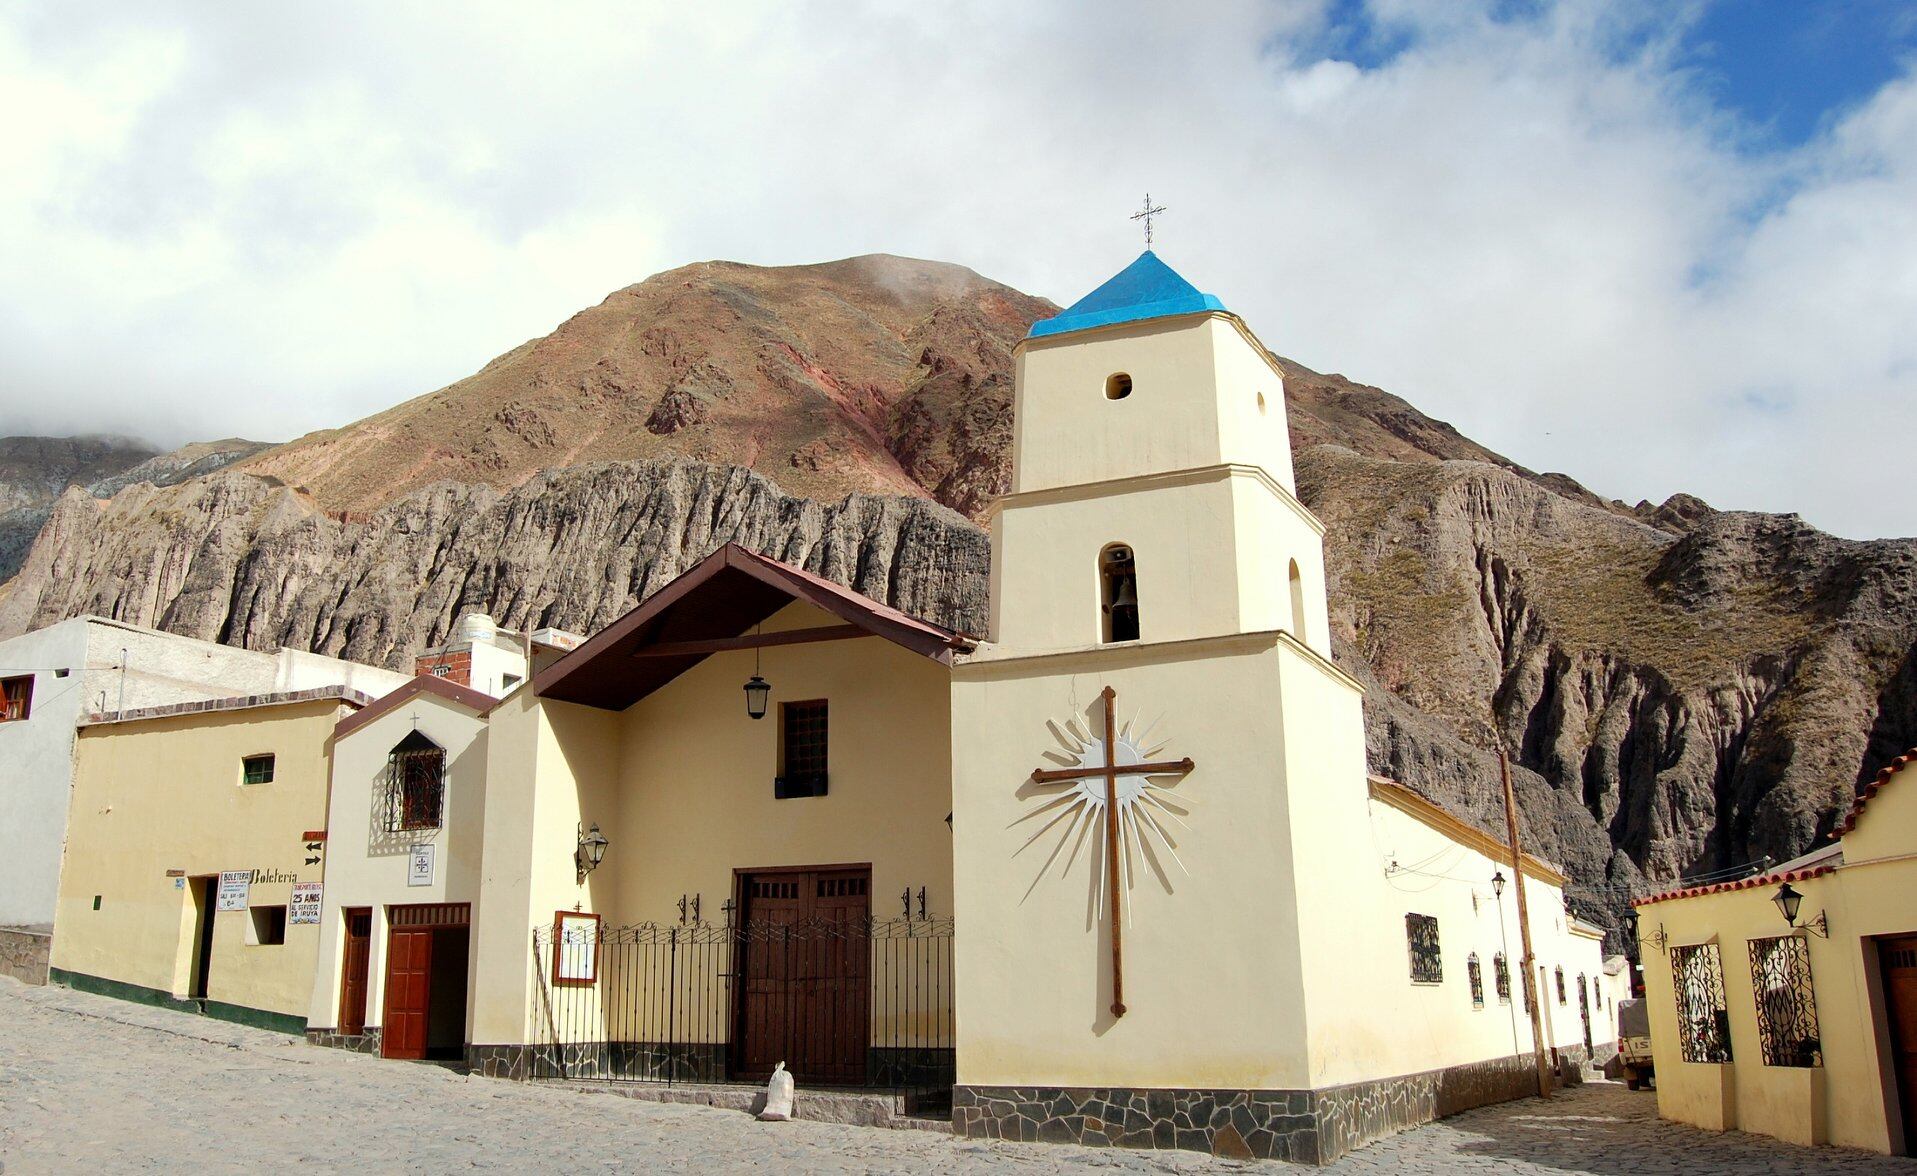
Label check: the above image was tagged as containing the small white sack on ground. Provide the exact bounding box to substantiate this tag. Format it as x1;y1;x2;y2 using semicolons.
758;1061;795;1121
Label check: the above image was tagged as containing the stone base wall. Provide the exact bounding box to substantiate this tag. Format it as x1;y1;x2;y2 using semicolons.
305;1026;382;1055
954;1049;1574;1165
0;927;51;986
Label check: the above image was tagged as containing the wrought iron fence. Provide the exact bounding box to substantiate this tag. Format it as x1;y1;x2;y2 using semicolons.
1748;935;1821;1067
1670;943;1733;1063
529;916;954;1110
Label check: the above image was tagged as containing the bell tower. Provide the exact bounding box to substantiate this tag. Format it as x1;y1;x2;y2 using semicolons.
988;251;1331;656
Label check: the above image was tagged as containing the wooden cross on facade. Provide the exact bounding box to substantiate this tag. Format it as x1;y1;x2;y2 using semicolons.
1027;685;1194;1018
1131;193;1167;249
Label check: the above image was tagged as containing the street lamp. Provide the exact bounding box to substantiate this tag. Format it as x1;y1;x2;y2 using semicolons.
575;822;609;884
1772;882;1829;937
1492;870;1506;898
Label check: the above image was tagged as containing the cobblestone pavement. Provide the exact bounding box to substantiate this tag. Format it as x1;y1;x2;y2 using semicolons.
0;980;1911;1173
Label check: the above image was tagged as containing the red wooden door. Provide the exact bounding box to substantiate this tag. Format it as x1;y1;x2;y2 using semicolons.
339;909;371;1035
1883;936;1917;1152
383;926;434;1059
735;867;869;1085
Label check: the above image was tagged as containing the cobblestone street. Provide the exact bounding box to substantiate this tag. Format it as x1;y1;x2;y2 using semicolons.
0;980;1910;1173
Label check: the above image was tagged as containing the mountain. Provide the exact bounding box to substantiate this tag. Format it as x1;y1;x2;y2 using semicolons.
0;436;270;582
235;256;1051;520
3;256;1911;934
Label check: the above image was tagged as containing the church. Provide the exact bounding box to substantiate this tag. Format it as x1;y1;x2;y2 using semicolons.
301;249;1611;1163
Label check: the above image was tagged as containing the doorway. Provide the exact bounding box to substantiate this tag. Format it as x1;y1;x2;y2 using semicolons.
733;865;870;1086
1882;935;1917;1154
186;876;217;1000
339;908;372;1035
381;903;470;1061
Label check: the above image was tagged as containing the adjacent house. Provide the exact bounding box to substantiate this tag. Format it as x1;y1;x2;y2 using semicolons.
1632;749;1917;1155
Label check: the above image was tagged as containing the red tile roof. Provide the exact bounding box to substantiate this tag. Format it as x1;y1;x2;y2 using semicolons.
1837;746;1917;835
1633;842;1843;908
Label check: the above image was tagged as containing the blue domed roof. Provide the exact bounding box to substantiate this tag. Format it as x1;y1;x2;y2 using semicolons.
1026;251;1228;340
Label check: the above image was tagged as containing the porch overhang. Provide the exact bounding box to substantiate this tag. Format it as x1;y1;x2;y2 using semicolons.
533;543;972;711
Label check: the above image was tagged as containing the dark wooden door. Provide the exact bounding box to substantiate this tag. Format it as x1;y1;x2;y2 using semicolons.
382;926;434;1059
188;876;217;1000
1883;936;1917;1153
735;867;869;1085
339;909;372;1035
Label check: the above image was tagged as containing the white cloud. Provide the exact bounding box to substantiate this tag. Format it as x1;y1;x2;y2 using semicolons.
0;0;1910;537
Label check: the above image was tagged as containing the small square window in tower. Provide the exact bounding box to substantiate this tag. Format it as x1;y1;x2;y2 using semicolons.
1099;545;1140;643
776;700;828;799
241;754;275;785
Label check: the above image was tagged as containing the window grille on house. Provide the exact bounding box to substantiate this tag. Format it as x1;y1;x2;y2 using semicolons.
385;731;446;831
0;675;32;722
1406;913;1442;983
1494;952;1511;1003
1748;935;1821;1067
1555;965;1566;1004
776;700;828;799
1467;953;1484;1009
1671;943;1734;1063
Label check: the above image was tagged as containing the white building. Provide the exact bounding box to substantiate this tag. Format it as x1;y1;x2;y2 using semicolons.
412;614;581;699
0;616;409;927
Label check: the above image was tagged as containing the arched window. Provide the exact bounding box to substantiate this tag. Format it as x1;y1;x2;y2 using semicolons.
1099;544;1140;643
1288;560;1307;642
1555;965;1567;1005
1493;953;1511;1003
386;729;446;832
1104;372;1133;400
1467;953;1484;1009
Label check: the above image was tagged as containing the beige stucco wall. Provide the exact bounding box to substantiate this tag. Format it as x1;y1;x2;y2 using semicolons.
306;692;490;1034
1637;777;1917;1154
469;601;955;1049
53;700;347;1021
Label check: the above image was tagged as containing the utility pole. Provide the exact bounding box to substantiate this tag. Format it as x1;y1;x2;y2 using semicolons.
1499;743;1553;1099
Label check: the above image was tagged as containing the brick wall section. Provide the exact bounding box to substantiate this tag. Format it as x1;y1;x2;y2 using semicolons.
413;651;472;686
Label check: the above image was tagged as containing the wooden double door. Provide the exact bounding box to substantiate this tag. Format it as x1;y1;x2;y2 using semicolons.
734;866;869;1086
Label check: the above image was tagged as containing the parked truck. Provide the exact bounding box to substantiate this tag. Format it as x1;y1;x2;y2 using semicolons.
1617;998;1655;1089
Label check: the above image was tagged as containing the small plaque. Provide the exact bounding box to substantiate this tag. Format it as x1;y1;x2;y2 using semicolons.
553;911;601;987
408;844;435;887
289;882;323;925
215;870;251;912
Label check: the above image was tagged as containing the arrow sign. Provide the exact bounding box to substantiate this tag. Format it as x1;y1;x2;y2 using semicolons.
304;855;321;865
305;841;323;852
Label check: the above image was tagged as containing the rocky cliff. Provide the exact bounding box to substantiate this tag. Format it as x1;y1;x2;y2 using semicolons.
4;257;1911;928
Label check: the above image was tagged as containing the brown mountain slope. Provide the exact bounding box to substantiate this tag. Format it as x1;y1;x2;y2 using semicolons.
4;256;1912;933
238;256;1053;519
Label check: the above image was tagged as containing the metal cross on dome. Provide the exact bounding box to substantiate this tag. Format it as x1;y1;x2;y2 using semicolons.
1131;193;1166;249
1026;685;1194;1018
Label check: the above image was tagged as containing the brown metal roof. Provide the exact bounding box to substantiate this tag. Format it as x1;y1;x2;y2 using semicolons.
533;543;969;711
333;673;499;740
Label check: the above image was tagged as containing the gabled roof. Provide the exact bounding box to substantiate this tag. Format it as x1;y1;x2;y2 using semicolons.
534;543;971;712
1837;746;1916;835
334;673;498;741
1026;251;1228;340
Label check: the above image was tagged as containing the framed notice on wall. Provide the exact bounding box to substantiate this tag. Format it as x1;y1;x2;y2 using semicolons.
289;882;323;925
552;910;601;987
215;870;251;912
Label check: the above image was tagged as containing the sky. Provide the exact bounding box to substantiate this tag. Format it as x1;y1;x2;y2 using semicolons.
0;1;1913;539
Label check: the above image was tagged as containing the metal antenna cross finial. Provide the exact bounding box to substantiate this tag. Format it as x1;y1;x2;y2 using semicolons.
1131;193;1167;249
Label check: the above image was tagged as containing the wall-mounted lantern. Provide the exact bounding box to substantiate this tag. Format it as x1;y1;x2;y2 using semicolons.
1492;870;1506;898
575;822;608;884
1772;882;1829;938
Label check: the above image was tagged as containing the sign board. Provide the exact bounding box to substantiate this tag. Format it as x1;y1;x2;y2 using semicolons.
553;911;602;987
289;882;323;925
408;844;435;887
215;870;251;912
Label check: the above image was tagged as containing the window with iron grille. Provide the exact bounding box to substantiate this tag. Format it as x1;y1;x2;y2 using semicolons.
776;700;828;799
1406;913;1442;983
1494;952;1511;1003
1467;953;1484;1009
241;754;275;785
385;730;445;831
1671;943;1734;1063
1748;935;1821;1067
1555;965;1566;1004
0;675;32;722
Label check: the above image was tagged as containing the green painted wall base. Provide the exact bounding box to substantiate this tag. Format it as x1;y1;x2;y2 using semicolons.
49;967;306;1037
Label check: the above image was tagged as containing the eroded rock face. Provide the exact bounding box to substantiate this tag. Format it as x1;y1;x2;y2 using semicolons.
0;461;988;672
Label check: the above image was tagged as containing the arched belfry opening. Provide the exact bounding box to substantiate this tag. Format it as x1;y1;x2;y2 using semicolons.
387;728;446;832
1100;544;1140;643
1288;559;1306;644
1104;372;1133;400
